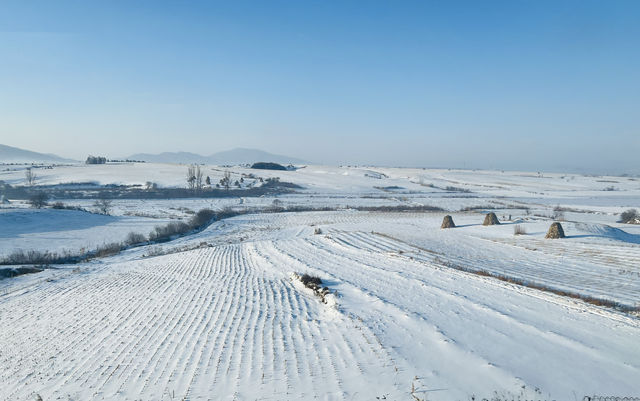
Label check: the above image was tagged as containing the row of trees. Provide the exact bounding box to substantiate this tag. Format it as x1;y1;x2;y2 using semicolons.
186;166;240;191
86;155;107;164
186;165;204;191
27;191;113;214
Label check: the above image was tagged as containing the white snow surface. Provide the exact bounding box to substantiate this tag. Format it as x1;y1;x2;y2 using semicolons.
1;164;639;400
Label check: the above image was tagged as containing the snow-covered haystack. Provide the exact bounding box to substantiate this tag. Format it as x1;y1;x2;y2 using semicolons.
545;222;565;239
483;212;500;226
441;215;455;229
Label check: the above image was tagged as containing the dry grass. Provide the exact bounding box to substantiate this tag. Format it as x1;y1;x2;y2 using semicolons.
513;225;526;235
433;257;639;313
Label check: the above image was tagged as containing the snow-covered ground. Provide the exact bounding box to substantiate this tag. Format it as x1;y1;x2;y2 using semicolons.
1;163;639;400
0;208;170;258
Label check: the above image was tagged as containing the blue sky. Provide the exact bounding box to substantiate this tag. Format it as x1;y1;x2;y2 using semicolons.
1;0;638;172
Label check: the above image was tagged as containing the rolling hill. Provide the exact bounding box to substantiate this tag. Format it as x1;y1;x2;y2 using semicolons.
126;148;308;165
0;144;77;164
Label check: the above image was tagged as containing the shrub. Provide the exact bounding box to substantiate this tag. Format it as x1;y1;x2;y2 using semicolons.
189;208;216;229
445;186;471;193
619;209;639;224
149;221;191;242
94;242;122;257
513;225;526;235
94;197;113;214
125;232;147;245
551;210;565;221
216;206;239;220
29;191;49;208
299;273;322;287
1;249;77;265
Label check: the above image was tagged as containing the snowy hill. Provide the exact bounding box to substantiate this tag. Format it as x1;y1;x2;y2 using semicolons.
126;147;308;165
124;151;211;164
0;144;76;164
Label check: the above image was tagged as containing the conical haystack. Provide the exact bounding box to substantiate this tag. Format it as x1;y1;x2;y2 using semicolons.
441;215;455;229
482;212;500;226
545;222;565;239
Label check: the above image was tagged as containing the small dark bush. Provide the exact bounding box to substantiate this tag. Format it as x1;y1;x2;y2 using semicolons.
189;208;217;229
94;242;122;258
445;186;471;193
52;201;66;209
1;249;77;265
29;191;49;208
0;266;44;279
125;232;147;245
619;209;639;224
300;274;322;287
216;206;239;220
149;221;191;242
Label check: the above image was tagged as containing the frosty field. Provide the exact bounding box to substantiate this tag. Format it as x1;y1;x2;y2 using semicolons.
1;164;639;400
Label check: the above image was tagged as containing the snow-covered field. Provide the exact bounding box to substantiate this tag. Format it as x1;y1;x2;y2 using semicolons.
1;163;639;400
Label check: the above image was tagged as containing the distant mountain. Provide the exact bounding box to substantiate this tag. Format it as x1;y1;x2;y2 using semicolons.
125;151;211;164
0;144;77;163
126;148;308;165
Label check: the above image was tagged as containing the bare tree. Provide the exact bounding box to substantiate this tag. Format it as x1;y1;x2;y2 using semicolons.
29;191;48;208
145;181;157;190
220;171;231;190
186;165;196;190
25;168;37;186
195;165;203;191
94;197;113;215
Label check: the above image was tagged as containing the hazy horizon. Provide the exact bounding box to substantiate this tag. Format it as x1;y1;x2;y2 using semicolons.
1;1;638;173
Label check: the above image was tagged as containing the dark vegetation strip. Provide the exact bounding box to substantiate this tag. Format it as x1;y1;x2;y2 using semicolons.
432;256;639;313
1;204;445;267
0;208;232;266
0;180;301;200
0;266;44;280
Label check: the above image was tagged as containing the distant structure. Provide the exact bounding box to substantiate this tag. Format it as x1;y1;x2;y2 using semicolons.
441;215;455;228
545;222;565;239
251;162;287;171
483;212;500;226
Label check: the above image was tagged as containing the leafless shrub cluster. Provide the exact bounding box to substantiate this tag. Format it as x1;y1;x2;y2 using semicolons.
619;209;639;224
28;191;48;208
93;197;113;214
125;232;147;245
293;272;332;303
433;257;638;313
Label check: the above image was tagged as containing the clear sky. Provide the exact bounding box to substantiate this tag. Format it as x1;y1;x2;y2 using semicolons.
1;0;639;173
